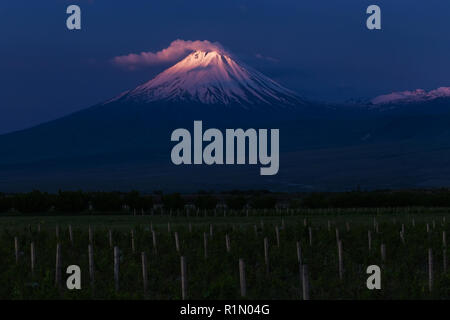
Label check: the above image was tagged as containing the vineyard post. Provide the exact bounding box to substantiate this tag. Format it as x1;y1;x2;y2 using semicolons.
14;237;19;264
30;242;35;277
443;249;447;274
69;225;73;246
338;240;343;280
88;244;95;288
108;230;113;248
114;246;120;292
327;220;331;232
181;256;187;300
443;231;447;248
426;223;430;233
37;223;41;233
296;241;302;266
89;225;93;244
275;226;280;248
264;237;269;273
152;230;157;255
308;227;312;246
131;230;135;253
175;232;180;252
239;259;246;297
203;232;208;259
346;222;350;232
141;252;148;295
335;228;340;245
225;234;231;253
428;248;433;293
302;264;310;300
55;243;62;288
381;244;386;262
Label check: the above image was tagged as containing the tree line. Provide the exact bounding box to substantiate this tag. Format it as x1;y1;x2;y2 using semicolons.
0;189;450;214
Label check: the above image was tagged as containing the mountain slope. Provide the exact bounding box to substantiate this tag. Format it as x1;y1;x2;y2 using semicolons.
111;50;305;108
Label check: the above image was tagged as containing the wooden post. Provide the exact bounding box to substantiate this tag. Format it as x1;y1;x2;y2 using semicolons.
114;246;120;292
225;234;231;253
275;226;280;248
302;264;310;300
30;242;35;277
426;223;430;233
131;230;135;253
14;237;19;264
335;228;340;245
239;259;246;297
264;237;269;273
55;243;62;288
308;227;312;246
368;230;372;251
69;225;73;246
381;244;386;262
180;256;187;300
338;240;343;280
175;232;180;252
88;244;94;288
152;230;157;254
141;252;148;294
428;248;433;292
203;232;208;259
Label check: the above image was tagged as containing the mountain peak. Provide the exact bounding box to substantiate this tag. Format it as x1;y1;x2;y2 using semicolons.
113;49;304;107
371;87;450;105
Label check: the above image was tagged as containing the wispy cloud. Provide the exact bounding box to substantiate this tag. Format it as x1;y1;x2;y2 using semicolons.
112;39;227;70
255;53;279;63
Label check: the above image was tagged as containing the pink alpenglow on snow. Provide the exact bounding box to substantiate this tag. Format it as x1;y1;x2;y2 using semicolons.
111;43;303;107
371;87;450;105
112;39;226;69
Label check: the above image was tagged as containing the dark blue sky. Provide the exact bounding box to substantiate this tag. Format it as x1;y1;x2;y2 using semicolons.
1;0;449;134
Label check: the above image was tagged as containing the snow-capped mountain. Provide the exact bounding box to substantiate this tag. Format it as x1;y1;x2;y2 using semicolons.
111;50;304;107
371;87;450;105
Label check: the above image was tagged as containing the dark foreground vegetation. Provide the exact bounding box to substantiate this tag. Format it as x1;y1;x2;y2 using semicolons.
1;213;450;299
1;189;450;215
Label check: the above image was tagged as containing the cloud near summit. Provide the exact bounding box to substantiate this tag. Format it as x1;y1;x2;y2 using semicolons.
112;40;227;69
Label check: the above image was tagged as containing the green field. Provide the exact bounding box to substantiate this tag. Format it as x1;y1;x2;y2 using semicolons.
1;208;450;299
